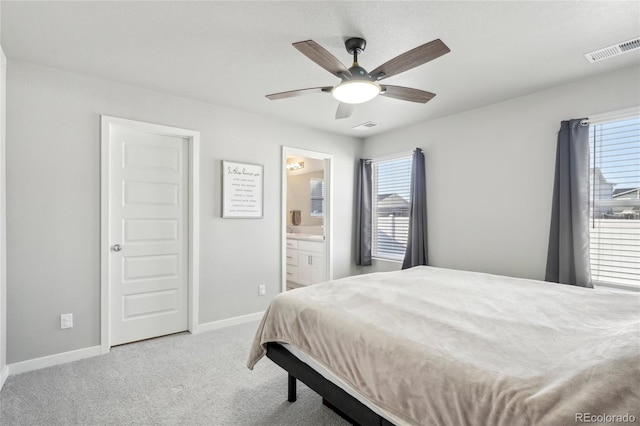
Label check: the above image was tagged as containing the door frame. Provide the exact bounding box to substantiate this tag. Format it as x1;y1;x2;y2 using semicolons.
100;116;200;354
281;146;333;292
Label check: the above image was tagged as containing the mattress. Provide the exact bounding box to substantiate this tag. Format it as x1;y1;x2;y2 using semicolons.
248;266;640;425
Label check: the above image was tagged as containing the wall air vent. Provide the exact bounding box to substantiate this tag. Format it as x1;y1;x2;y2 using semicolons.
353;121;380;131
584;37;640;63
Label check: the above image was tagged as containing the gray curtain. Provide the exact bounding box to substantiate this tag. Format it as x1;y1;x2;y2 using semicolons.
402;148;428;269
545;119;593;288
356;159;372;266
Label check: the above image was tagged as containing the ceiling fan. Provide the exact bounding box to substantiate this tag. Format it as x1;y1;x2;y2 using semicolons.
266;37;450;119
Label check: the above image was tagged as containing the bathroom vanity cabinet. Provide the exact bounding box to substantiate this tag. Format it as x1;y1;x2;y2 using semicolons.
286;238;326;289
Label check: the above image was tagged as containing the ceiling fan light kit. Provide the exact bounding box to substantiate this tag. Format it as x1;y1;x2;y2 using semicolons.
266;36;450;119
332;80;381;104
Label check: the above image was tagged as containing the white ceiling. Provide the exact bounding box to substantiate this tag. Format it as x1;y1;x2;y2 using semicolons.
2;1;639;137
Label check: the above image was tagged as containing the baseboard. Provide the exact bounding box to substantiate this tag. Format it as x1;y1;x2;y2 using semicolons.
197;311;264;333
8;345;102;376
4;312;264;378
0;363;8;390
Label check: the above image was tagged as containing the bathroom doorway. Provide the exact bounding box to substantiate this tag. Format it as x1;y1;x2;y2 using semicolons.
281;147;333;292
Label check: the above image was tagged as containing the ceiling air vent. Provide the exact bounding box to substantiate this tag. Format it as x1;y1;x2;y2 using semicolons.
584;37;640;63
353;121;380;131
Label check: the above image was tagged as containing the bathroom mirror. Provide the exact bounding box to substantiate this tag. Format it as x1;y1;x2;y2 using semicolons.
286;155;325;235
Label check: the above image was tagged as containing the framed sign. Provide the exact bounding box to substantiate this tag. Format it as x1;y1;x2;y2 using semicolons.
222;160;264;218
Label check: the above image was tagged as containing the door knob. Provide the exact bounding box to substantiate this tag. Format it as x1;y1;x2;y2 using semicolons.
112;244;123;252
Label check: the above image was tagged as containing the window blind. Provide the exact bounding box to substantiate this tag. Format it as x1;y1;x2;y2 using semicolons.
372;156;412;260
309;178;324;217
588;115;640;288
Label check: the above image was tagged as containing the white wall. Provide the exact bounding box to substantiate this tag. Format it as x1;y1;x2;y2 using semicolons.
5;60;362;364
0;6;7;386
361;65;640;280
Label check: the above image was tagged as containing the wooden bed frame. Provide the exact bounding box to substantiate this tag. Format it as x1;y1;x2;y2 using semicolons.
266;342;395;426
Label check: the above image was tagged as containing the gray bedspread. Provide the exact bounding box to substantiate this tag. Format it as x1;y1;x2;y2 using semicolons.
248;266;640;426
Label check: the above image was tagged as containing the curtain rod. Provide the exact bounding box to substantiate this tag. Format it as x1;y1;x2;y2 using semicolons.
583;106;640;126
365;150;415;163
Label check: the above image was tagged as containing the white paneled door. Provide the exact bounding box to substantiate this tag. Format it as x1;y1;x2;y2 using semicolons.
108;124;189;346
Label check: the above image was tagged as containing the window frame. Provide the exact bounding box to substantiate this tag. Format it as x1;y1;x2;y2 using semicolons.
370;153;413;262
309;177;324;218
587;107;640;292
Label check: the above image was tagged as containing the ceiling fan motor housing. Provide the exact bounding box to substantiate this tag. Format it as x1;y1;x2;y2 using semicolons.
344;37;374;82
347;65;372;81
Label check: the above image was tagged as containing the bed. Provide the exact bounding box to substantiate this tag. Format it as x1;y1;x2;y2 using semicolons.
247;266;640;426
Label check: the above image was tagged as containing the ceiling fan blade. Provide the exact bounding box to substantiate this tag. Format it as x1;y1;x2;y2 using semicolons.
266;87;332;100
335;102;354;119
293;40;352;78
380;85;436;103
370;39;450;81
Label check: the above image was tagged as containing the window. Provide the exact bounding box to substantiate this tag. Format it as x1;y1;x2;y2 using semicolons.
588;112;640;288
371;156;412;260
310;178;324;217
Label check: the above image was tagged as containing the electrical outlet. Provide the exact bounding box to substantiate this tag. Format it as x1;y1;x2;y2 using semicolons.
61;313;73;329
258;284;266;296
